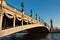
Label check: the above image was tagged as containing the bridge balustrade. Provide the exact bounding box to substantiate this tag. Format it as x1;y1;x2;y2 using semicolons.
1;12;33;30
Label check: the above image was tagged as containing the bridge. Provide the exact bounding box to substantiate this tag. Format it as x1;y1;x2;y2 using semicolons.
0;0;50;37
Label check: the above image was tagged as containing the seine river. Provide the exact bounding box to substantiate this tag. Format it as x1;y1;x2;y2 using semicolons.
0;32;60;40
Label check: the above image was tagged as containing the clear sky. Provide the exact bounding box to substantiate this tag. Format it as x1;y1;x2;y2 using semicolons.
6;0;60;28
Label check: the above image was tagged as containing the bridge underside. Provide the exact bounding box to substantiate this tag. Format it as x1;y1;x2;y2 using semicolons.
26;27;49;33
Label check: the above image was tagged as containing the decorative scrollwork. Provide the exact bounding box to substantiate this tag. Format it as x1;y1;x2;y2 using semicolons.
5;13;14;19
16;16;22;21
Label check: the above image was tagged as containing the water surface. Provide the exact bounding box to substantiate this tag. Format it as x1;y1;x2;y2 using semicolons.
0;33;60;40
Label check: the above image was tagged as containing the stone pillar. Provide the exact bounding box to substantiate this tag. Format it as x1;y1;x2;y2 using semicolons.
22;11;24;26
0;0;5;31
0;12;3;31
0;8;4;30
13;14;16;27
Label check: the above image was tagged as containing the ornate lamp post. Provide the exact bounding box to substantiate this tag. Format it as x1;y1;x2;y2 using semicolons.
30;9;33;24
39;16;40;21
21;2;24;12
50;18;53;28
21;2;24;26
50;18;54;32
30;9;32;17
36;13;37;20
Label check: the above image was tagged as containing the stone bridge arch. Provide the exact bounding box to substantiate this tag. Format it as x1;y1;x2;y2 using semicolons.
25;26;50;33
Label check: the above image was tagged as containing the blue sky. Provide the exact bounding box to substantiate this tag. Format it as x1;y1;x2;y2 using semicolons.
6;0;60;28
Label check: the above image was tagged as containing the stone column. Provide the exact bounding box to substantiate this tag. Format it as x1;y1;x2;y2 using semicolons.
0;0;4;31
0;8;4;30
0;12;3;31
22;11;24;26
13;14;16;27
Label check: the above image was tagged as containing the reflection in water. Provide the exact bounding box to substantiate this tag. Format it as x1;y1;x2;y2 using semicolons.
51;33;60;40
21;33;49;40
1;33;60;40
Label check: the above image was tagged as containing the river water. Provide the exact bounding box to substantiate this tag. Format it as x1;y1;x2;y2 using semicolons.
0;32;60;40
